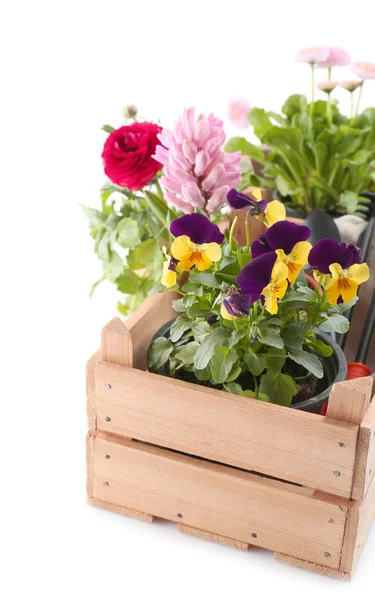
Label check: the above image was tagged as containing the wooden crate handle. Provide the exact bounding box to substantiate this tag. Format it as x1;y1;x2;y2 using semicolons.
100;291;179;370
326;376;374;425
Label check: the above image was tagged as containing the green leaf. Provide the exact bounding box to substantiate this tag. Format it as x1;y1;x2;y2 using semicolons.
224;137;266;164
103;250;123;281
115;269;140;295
242;390;270;402
135;239;162;270
258;327;284;349
308;339;333;357
101;124;115;133
174;342;200;365
226;364;242;382
191;320;211;343
187;299;212;318
246;351;267;376
248;107;274;139
320;314;350;334
188;272;221;289
172;298;187;313
259;371;297;407
224;382;243;395
194;328;231;370
116;218;141;249
333;296;358;314
147;337;173;371
281;94;308;119
265;348;286;371
230;329;248;346
211;347;238;384
194;366;211;381
338;191;359;215
288;349;323;378
170;314;192;342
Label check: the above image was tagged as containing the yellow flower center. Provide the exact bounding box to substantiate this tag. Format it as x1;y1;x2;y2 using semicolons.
171;235;222;272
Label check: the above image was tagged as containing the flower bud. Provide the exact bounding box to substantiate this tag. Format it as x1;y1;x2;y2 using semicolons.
123;104;138;119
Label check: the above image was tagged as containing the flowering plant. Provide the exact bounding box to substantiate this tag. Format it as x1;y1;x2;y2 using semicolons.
226;47;375;217
148;192;369;407
83;107;241;314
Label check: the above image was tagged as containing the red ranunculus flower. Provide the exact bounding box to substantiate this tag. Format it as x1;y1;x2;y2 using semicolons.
102;122;163;191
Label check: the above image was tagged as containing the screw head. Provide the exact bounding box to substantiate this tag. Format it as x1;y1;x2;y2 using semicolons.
333;470;341;477
105;454;110;460
339;442;345;448
324;552;331;558
103;481;109;487
105;416;111;422
251;533;258;538
328;519;334;524
105;383;111;389
177;513;183;518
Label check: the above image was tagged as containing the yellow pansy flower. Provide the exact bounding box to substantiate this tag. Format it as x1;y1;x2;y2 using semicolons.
171;235;222;272
161;260;177;288
261;261;289;314
251;188;286;227
325;263;369;305
276;241;312;284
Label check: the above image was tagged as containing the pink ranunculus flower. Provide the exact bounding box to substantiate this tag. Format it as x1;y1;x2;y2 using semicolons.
340;80;363;92
228;98;251;129
153;108;242;214
295;47;330;64
317;81;338;93
316;47;350;68
351;62;375;80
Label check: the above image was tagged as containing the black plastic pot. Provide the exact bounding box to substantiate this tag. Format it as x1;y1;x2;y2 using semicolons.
151;320;347;414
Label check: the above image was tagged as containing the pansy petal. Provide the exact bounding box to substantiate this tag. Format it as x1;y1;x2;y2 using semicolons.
340;280;358;304
170;213;224;244
252;188;263;202
178;260;195;272
264;200;286;226
272;261;289;284
195;254;213;271
227;188;254;209
347;263;369;285
171;235;193;260
265;221;311;254
309;239;360;273
221;302;236;320
290;241;312;265
202;242;222;262
237;252;277;296
328;263;343;279
251;234;272;258
222;294;252;318
161;262;177;288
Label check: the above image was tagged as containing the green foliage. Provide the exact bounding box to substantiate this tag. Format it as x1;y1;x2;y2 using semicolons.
227;95;375;214
147;337;173;370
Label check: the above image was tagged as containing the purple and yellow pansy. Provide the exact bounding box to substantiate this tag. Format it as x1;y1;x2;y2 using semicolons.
227;188;286;227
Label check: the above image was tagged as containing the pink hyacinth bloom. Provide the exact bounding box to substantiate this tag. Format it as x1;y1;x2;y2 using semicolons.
295;47;330;64
316;47;350;68
153;107;242;214
317;81;338;93
351;62;375;80
228;98;251;129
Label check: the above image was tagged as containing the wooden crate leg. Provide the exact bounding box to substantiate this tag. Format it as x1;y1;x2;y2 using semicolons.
88;497;155;523
178;523;249;552
274;553;350;580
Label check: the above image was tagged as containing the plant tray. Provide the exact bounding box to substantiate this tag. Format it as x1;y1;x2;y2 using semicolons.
86;292;375;580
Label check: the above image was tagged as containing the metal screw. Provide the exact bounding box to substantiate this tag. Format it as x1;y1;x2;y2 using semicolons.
339;442;345;448
105;416;111;422
251;533;258;538
177;513;183;518
333;470;341;477
103;481;109;487
328;519;334;524
324;552;331;558
105;454;110;460
105;383;111;389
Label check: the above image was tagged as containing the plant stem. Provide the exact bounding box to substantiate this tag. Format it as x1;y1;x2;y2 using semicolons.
350;91;354;119
328;67;331;82
155;179;164;200
229;216;238;254
327;93;332;127
355;81;364;116
309;63;315;117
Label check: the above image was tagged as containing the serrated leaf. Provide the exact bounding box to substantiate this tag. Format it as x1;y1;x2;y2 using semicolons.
115;269;140;294
211;347;238;384
265;348;286;371
189;272;221;289
246;351;267;376
194;328;231;370
147;337;173;371
258;327;284;349
288;349;323;378
116;218;141;249
170;314;192;342
191;320;211;343
174;342;200;365
259;371;297;407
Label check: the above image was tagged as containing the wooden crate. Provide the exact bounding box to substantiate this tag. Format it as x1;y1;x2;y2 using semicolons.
86;292;375;580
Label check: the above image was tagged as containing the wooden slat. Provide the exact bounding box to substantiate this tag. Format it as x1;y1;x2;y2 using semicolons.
352;396;375;500
95;362;358;496
274;553;350;580
326;377;373;425
101;318;132;366
92;433;348;569
352;468;375;572
178;523;249;551
125;291;179;370
88;496;155;523
86;431;96;499
86;350;100;430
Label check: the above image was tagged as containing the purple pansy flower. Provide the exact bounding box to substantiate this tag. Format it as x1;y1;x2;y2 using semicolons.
170;213;224;244
252;221;311;258
237;252;277;302
227;188;268;213
222;290;252;317
309;239;362;274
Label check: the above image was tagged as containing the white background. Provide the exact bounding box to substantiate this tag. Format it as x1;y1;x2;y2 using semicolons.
1;1;375;598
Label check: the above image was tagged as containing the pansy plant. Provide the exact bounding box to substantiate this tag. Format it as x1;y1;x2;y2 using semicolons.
148;188;369;407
